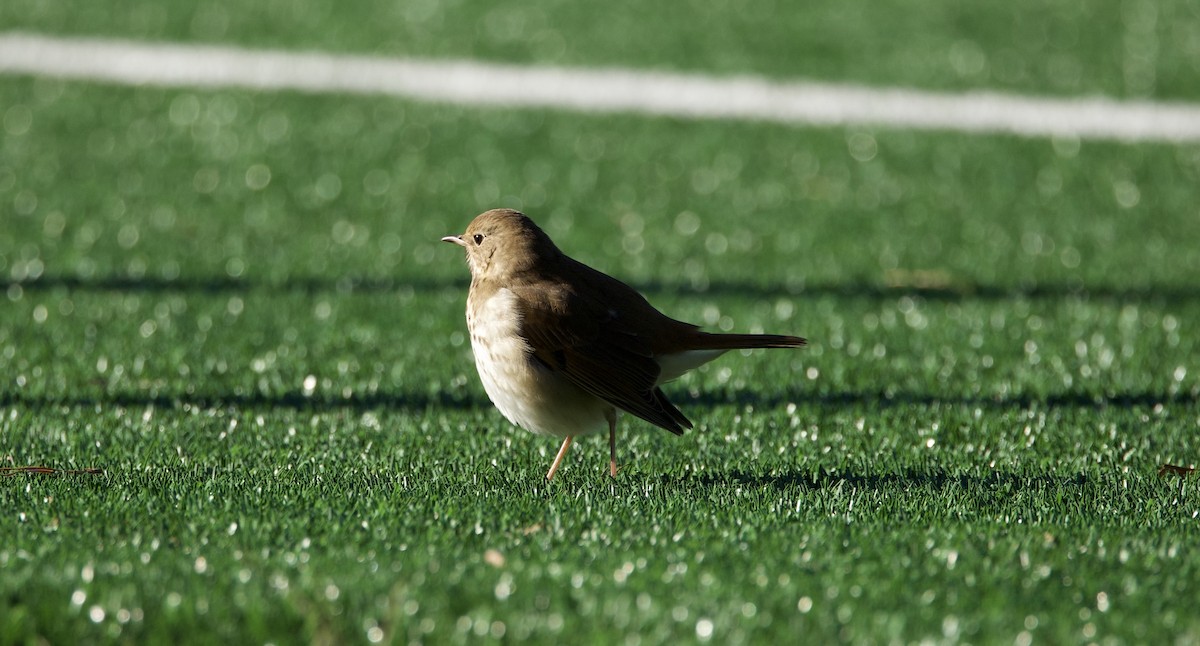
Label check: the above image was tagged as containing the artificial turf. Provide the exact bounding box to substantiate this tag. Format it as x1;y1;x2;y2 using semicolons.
4;0;1200;100
2;4;1200;644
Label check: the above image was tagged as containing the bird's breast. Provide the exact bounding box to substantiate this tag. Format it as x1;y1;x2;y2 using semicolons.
467;288;531;398
466;287;610;438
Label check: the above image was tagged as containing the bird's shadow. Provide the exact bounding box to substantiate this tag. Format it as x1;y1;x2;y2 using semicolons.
8;274;1200;304
683;387;1199;411
679;466;1091;494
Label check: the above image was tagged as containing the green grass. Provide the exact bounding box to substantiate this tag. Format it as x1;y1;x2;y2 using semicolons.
3;4;1200;644
5;0;1200;100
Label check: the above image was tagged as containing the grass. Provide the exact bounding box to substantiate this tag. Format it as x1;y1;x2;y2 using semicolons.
4;0;1200;100
3;3;1200;644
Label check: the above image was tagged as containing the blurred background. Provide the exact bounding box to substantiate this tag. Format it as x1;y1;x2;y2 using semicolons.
3;0;1200;293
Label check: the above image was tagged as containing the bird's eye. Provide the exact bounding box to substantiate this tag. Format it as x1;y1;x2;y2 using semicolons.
473;234;484;245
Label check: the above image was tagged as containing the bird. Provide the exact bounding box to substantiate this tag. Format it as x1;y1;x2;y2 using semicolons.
442;209;805;480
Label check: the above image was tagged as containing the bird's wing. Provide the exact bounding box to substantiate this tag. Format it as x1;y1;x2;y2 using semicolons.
510;278;692;435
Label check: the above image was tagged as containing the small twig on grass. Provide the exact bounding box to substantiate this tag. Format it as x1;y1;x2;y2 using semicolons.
0;466;104;477
1157;464;1196;478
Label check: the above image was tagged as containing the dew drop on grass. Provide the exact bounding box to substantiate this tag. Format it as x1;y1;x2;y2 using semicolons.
193;168;219;194
314;301;332;320
774;299;794;320
674;211;701;236
847;132;877;162
363;169;390;195
257;112;290;142
245;164;271;190
1113;180;1140;208
704;233;728;255
315;173;342;201
943;615;960;639
225;257;245;278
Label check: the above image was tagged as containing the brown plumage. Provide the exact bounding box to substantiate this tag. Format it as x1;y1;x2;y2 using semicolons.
443;208;805;479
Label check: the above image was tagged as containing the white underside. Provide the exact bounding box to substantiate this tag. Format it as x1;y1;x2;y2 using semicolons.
468;289;729;437
655;348;728;384
470;288;612;438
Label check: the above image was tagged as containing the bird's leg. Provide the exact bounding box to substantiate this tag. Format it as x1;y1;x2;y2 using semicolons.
606;409;618;478
546;436;574;481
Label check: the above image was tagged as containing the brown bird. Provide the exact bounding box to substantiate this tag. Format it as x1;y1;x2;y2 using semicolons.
442;209;805;480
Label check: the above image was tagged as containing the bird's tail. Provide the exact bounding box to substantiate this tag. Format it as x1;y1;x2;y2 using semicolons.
653;332;805;384
695;333;807;350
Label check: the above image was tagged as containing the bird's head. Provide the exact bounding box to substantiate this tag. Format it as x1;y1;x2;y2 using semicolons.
442;209;559;281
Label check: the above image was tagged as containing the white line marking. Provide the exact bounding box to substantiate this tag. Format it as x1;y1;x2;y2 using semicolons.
3;32;1200;142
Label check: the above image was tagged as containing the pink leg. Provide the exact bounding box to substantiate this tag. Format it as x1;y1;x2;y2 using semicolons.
546;436;574;481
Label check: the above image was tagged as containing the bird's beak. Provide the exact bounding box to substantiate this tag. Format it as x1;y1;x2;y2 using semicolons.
441;235;467;247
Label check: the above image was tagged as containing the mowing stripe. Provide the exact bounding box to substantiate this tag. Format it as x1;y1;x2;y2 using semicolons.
3;32;1200;142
